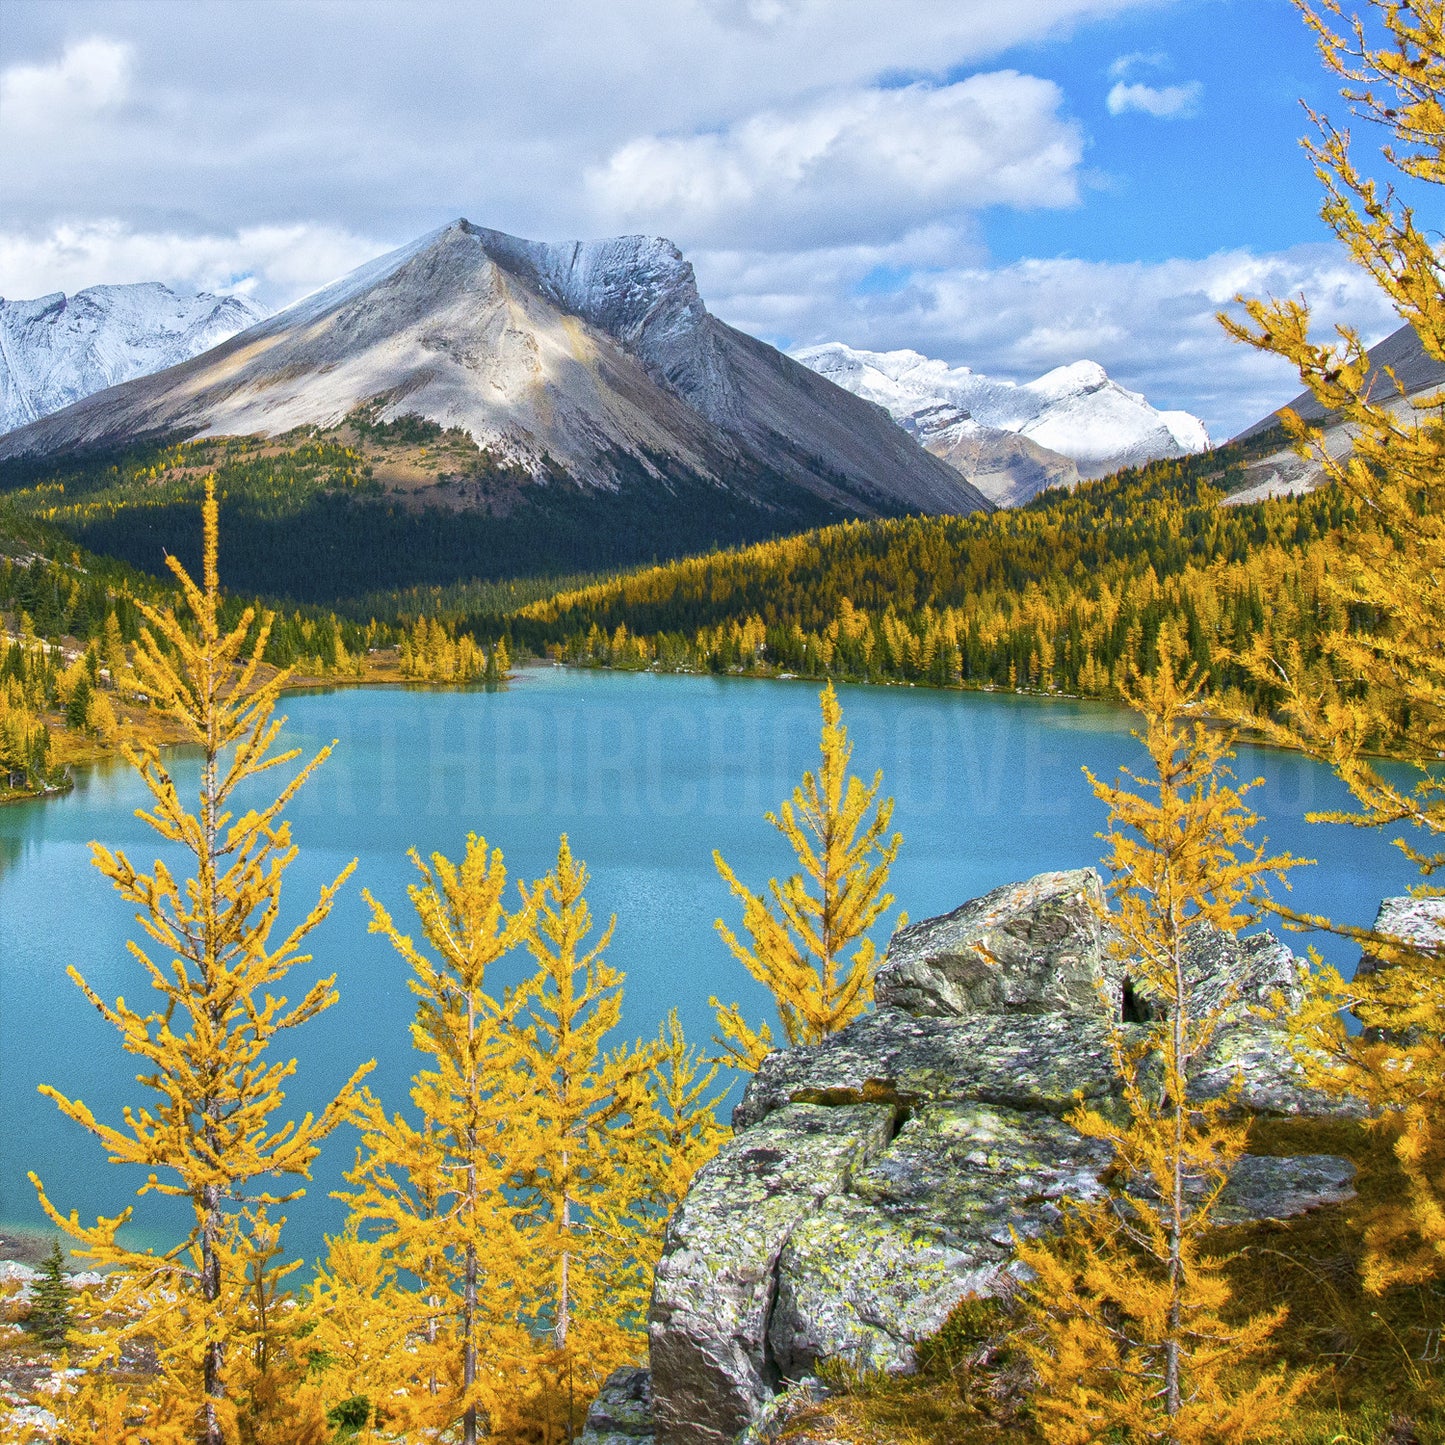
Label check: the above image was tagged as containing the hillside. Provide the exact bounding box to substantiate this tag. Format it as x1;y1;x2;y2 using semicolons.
503;438;1349;713
1226;321;1445;504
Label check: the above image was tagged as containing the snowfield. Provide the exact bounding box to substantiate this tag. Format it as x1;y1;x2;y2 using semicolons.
0;284;268;434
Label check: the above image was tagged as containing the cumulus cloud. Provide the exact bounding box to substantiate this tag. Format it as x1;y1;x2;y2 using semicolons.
0;221;383;308
587;74;1084;248
0;35;132;132
696;243;1401;437
0;1;1169;247
1106;79;1203;118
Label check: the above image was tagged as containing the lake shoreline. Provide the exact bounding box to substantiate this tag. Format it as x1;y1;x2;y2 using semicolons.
1;657;1364;815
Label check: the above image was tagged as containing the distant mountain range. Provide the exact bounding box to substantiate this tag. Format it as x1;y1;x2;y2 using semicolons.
793;343;1209;506
0;221;988;522
0;284;266;434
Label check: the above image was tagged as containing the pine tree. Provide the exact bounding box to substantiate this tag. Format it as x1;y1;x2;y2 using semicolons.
26;1239;72;1350
101;608;128;688
1014;656;1307;1443
347;835;536;1445
1222;0;1445;1296
711;682;901;1070
28;476;372;1445
637;1010;729;1226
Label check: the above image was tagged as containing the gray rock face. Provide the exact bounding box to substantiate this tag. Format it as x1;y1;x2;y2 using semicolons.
648;1102;895;1445
733;1007;1125;1132
0;283;266;434
874;869;1120;1019
577;1367;655;1445
649;870;1360;1443
1361;894;1445;974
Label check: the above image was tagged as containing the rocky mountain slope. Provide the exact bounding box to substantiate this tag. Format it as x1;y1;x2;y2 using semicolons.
0;284;266;435
1225;321;1445;506
582;869;1366;1445
0;224;987;521
793;343;1209;504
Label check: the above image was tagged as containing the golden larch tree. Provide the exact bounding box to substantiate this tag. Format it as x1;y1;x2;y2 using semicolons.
510;835;659;1439
1015;656;1307;1443
29;477;369;1445
711;681;901;1070
1221;0;1445;1295
341;835;536;1445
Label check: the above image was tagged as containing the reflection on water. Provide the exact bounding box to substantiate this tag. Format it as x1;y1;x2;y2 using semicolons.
0;667;1412;1266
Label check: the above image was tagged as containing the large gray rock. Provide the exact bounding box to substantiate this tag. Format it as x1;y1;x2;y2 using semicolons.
649;872;1360;1442
648;1102;895;1445
769;1102;1111;1377
874;869;1119;1019
734;1007;1125;1131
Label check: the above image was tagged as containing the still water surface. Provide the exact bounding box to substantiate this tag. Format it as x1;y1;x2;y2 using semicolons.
0;667;1416;1266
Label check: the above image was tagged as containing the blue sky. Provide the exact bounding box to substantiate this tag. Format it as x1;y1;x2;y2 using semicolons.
0;0;1413;436
982;1;1341;262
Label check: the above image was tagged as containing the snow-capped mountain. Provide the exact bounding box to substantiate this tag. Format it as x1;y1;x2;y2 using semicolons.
0;284;268;434
793;343;1209;502
0;222;988;519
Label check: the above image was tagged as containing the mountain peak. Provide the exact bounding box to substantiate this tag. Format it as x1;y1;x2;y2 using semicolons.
0;223;988;521
0;282;268;434
793;341;1208;490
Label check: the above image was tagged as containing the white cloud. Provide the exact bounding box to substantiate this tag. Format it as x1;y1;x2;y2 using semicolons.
0;1;1171;246
695;243;1402;438
587;74;1084;248
1106;79;1202;118
1107;50;1167;80
0;36;132;133
0;221;382;308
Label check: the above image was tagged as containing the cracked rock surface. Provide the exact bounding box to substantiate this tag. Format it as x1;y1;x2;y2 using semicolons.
647;869;1360;1444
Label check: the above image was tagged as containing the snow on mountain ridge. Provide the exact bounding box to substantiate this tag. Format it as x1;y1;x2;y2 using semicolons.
0;222;989;521
793;342;1209;483
0;283;269;434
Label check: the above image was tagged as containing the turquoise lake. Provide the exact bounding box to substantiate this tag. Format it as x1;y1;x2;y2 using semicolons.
0;667;1418;1268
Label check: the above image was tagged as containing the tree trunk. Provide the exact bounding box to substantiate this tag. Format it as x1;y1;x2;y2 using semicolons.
463;1238;478;1445
1165;932;1186;1428
202;1179;224;1445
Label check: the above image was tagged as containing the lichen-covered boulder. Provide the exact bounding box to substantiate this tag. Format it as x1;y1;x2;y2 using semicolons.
769;1102;1111;1376
1212;1154;1358;1227
648;871;1363;1442
874;869;1119;1019
648;1102;895;1445
1366;895;1445;961
734;1008;1125;1131
577;1367;655;1445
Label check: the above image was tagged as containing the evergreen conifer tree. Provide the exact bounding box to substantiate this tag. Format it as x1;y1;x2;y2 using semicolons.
1222;0;1445;1296
26;1239;72;1350
711;682;901;1070
29;477;372;1445
1014;656;1307;1442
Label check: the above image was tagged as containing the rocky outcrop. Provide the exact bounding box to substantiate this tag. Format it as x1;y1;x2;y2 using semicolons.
576;1367;655;1445
647;869;1359;1444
